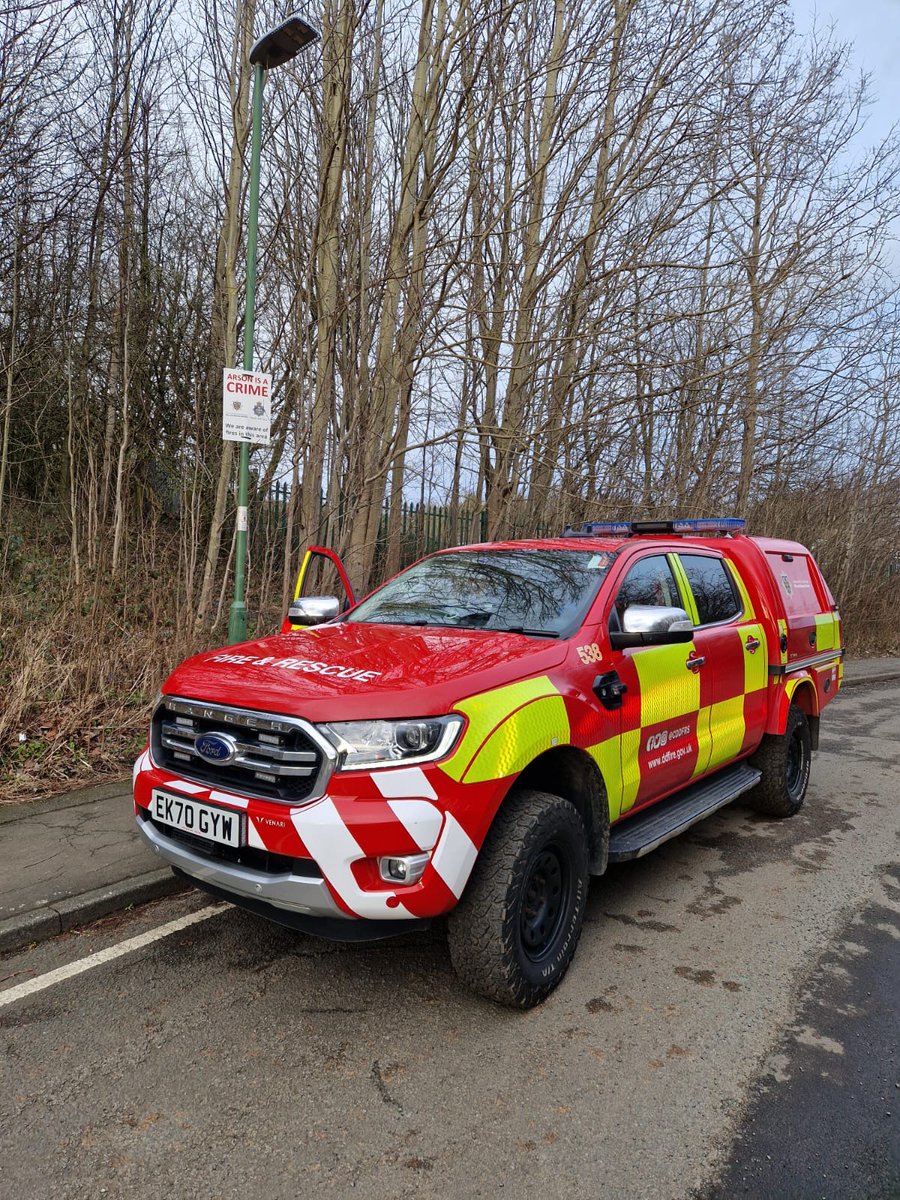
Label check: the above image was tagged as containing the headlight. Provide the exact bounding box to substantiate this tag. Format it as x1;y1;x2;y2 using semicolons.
321;715;464;770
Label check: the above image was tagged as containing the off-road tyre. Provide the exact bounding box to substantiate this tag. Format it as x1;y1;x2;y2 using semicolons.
748;704;812;818
447;789;589;1009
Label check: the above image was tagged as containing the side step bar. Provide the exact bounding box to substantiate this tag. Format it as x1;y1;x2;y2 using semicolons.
607;763;762;863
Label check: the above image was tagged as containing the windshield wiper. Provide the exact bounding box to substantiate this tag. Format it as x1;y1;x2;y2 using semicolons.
354;617;560;638
375;619;442;627
492;625;560;638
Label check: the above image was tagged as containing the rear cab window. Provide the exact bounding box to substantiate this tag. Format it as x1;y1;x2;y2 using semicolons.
765;552;827;618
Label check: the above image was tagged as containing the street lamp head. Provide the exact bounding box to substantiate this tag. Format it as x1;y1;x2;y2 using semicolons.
249;15;320;69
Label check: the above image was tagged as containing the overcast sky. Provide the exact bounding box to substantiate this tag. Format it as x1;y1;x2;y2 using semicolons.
791;0;900;146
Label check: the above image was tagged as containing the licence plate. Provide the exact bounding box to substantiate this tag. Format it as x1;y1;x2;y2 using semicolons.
151;790;243;848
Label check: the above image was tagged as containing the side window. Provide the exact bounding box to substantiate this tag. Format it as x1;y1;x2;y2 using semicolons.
680;554;740;625
612;555;681;626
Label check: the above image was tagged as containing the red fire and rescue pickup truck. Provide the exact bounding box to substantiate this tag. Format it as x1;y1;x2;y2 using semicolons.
134;518;843;1007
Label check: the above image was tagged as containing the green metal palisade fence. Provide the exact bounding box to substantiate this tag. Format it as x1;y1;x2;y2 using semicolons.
259;486;555;574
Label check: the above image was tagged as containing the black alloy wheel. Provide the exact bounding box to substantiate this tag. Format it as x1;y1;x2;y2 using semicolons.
520;845;571;962
785;721;807;798
749;703;812;818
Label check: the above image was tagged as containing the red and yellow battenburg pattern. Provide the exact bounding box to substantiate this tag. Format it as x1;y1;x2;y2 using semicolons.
134;530;844;929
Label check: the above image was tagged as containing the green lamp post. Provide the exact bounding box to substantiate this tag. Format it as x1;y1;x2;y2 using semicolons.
227;14;320;645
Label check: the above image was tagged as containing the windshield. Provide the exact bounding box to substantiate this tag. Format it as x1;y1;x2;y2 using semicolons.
346;548;614;637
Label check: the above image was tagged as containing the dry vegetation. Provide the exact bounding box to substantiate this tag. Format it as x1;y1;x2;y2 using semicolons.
1;0;899;801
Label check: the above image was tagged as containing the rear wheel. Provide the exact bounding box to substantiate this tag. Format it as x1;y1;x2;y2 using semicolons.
447;789;589;1009
748;703;812;818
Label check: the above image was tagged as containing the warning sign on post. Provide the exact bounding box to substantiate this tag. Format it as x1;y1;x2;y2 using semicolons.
222;369;272;444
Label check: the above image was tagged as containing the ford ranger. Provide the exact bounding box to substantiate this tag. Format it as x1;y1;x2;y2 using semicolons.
133;518;843;1007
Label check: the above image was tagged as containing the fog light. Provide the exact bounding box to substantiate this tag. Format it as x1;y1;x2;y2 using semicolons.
378;852;430;886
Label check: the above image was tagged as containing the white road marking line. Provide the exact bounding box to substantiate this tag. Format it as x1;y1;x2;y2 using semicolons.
0;905;226;1009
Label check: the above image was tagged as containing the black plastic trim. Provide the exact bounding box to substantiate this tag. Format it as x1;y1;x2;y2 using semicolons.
768;647;845;677
140;808;322;878
608;763;761;862
610;627;693;650
593;671;627;710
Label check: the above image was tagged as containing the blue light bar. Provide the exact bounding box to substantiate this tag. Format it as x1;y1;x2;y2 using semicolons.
562;517;746;538
669;518;746;534
581;521;632;537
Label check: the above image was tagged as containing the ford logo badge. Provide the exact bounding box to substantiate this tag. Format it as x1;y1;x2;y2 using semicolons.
194;732;238;764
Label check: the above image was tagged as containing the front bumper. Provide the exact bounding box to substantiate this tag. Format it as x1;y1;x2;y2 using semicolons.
136;809;345;918
133;748;490;926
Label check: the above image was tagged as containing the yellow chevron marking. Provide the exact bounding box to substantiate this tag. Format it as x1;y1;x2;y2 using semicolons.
441;675;561;783
742;623;768;693
590;727;642;818
814;612;839;652
463;695;570;784
707;695;746;771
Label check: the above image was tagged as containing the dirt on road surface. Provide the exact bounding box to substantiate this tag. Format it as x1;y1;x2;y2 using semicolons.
2;683;898;1199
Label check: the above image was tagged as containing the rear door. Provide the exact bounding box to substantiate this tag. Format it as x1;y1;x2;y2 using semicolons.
674;551;768;772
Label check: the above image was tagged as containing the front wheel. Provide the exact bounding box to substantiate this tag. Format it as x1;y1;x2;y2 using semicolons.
748;703;812;818
447;789;589;1009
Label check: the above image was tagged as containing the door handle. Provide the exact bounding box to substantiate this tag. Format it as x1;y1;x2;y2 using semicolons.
686;655;705;672
808;630;817;647
745;636;761;653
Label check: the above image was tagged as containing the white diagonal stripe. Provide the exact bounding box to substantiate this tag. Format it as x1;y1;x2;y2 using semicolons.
386;799;443;851
291;798;407;919
430;812;478;898
246;817;266;849
163;779;208;795
371;767;438;801
208;789;249;809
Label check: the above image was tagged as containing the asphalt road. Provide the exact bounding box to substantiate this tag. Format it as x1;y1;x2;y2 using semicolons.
2;682;898;1200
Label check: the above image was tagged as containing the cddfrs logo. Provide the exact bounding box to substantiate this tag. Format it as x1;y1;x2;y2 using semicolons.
646;730;671;753
194;732;238;764
645;724;691;753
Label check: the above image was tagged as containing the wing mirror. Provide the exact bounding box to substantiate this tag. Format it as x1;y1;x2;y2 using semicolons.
610;605;694;650
286;596;340;627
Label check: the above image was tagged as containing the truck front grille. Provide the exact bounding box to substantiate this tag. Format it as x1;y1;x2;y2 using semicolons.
150;696;335;804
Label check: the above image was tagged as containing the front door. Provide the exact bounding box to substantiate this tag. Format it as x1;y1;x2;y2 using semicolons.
605;552;706;817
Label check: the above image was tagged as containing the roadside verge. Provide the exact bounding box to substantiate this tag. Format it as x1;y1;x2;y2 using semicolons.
0;780;184;955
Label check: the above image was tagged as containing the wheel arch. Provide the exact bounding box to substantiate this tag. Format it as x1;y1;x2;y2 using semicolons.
506;746;610;874
785;677;820;751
